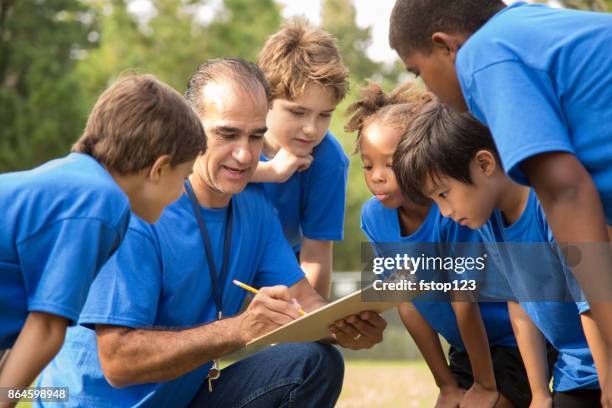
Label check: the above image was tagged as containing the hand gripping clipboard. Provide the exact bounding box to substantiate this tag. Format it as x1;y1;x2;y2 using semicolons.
246;280;422;347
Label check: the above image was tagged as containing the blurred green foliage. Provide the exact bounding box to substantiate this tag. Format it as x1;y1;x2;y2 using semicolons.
2;0;607;270
1;0;402;271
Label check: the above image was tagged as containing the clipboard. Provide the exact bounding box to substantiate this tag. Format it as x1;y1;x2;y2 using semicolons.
246;282;421;347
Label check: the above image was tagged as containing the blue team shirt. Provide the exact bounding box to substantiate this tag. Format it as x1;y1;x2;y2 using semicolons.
260;131;349;251
36;184;305;408
360;197;516;352
456;2;612;223
0;153;130;349
478;190;598;391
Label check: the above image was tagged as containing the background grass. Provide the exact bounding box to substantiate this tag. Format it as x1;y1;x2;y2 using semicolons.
15;360;437;407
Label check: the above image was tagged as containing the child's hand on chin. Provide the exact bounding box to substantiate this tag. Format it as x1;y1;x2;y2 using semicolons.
270;147;313;182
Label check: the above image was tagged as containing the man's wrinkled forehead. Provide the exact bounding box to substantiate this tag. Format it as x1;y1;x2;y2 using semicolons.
200;81;268;130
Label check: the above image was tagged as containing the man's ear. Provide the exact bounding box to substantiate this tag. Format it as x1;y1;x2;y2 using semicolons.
474;150;497;177
148;155;172;182
431;32;468;59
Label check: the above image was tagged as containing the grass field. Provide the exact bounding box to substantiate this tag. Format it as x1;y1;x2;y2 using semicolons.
15;360;437;407
337;360;437;408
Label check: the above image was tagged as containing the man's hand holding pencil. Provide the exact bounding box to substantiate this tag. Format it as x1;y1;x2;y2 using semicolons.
232;280;387;350
234;283;306;345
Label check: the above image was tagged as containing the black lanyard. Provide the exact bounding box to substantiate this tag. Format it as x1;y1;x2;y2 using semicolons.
185;180;233;319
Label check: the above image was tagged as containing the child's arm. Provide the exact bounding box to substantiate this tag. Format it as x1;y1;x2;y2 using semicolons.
581;310;609;388
299;238;332;299
398;302;465;408
522;152;612;407
251;148;313;183
451;301;499;408
507;301;552;408
0;312;68;408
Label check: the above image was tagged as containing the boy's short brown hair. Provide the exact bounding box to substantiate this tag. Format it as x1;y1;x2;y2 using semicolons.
392;101;499;200
73;74;205;174
257;19;349;104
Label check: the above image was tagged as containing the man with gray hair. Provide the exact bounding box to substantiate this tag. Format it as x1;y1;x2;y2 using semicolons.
35;58;387;408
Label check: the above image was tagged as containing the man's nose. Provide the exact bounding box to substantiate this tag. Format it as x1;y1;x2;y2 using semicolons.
232;143;252;164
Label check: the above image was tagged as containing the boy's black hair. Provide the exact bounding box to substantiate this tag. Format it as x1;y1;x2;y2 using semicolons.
389;0;505;55
392;101;500;200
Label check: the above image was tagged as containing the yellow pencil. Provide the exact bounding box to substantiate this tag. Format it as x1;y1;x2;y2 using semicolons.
232;279;306;316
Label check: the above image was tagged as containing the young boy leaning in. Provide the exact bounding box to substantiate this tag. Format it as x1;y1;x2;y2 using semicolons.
0;74;204;398
346;82;532;408
388;2;612;402
394;101;605;407
252;19;350;298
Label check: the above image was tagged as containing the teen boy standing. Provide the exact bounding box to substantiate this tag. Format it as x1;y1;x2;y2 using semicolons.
388;1;612;404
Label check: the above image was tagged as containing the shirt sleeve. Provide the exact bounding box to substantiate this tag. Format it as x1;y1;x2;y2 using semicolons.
467;60;575;184
17;218;123;323
301;161;348;241
253;206;305;288
78;223;162;329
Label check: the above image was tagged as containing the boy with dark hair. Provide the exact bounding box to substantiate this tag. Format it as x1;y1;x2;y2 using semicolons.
393;101;604;407
388;2;612;403
0;74;204;396
348;82;532;407
253;19;350;298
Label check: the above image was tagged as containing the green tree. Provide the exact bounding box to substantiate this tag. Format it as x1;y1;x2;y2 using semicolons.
321;0;380;82
0;0;96;171
330;82;401;272
556;0;611;11
76;0;206;102
206;0;282;61
77;0;281;101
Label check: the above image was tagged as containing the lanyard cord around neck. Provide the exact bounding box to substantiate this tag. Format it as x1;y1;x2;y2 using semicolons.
184;179;233;319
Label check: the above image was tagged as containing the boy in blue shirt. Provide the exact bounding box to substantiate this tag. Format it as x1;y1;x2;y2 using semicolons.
251;20;350;298
393;101;604;407
36;58;385;408
0;74;204;395
388;2;612;402
347;82;531;407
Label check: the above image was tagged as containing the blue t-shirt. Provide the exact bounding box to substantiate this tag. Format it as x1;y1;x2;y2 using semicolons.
456;2;612;224
478;190;598;391
360;197;516;352
0;153;130;349
260;131;349;251
36;184;305;408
